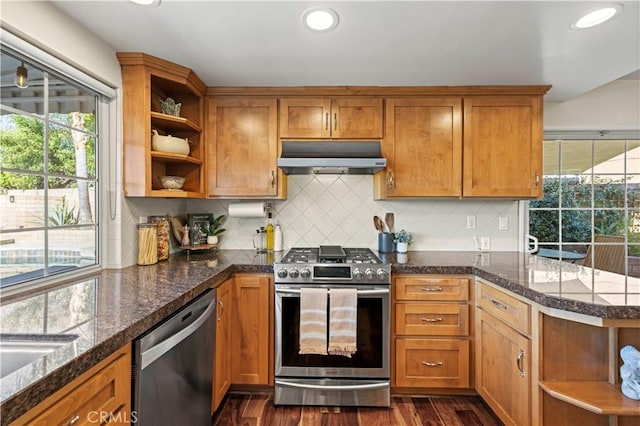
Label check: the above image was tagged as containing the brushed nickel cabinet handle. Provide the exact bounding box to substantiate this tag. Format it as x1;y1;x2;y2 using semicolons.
387;171;394;189
325;112;329;130
333;112;337;131
534;173;540;187
69;415;80;425
421;361;443;367
490;298;508;310
421;317;443;322
421;287;443;292
270;171;275;187
516;349;525;377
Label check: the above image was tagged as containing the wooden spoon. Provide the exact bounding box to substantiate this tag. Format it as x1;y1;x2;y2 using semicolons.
374;216;385;233
385;212;395;234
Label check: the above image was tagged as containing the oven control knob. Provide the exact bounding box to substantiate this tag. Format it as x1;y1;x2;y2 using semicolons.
300;268;311;279
365;268;375;280
277;269;288;279
377;269;389;280
289;268;300;279
353;268;364;279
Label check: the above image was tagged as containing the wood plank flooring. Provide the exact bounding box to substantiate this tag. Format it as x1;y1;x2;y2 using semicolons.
212;393;503;425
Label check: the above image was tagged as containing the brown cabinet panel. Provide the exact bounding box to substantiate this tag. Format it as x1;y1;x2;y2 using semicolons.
212;278;232;412
207;98;284;198
379;98;462;198
13;345;131;426
476;302;531;426
395;338;470;388
231;274;273;385
395;276;469;302
463;96;542;198
396;303;469;336
279;97;382;139
478;282;530;335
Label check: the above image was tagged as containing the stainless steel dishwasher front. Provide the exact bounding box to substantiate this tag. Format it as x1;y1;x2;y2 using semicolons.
132;289;216;425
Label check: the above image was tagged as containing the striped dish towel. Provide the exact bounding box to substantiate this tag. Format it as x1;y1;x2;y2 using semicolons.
328;288;358;358
299;288;328;355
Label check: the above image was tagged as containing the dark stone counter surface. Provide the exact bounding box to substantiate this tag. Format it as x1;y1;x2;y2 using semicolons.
1;249;638;423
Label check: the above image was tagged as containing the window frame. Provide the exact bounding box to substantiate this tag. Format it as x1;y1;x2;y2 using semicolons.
0;32;114;296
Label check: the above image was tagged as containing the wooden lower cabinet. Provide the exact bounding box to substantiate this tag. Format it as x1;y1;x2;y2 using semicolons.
476;307;531;426
212;278;232;412
393;275;472;390
13;345;131;426
230;274;274;385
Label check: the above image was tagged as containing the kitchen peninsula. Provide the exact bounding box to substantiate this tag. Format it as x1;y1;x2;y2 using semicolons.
1;250;639;425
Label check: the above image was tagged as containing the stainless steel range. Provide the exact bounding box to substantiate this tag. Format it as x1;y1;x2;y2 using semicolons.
274;246;390;407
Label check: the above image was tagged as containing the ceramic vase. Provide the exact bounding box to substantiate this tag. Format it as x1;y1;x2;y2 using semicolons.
206;235;218;246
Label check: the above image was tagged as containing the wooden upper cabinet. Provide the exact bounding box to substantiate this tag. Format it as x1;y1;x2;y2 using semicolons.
117;52;206;198
207;98;285;198
279;98;383;139
375;98;462;198
463;96;543;198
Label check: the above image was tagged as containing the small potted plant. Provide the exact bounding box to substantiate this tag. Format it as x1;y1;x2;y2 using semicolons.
394;229;413;253
206;214;226;245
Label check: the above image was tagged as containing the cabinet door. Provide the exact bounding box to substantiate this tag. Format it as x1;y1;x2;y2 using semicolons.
463;96;542;197
212;279;232;412
279;98;332;138
231;274;273;385
331;98;383;139
476;309;531;426
207;98;280;197
378;98;462;198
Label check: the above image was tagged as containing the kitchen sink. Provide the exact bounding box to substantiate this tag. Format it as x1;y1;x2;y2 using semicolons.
0;333;79;378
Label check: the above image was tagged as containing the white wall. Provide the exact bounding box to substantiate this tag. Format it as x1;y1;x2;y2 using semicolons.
544;79;640;130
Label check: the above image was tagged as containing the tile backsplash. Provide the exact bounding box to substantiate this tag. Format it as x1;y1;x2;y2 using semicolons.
187;175;520;253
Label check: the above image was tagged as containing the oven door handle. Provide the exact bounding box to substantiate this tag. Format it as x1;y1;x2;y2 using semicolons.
275;288;389;296
275;379;389;391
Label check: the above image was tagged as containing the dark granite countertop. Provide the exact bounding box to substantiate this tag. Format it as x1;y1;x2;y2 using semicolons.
1;249;639;424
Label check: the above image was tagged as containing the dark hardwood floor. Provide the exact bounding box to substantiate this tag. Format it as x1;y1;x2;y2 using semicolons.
212;393;503;425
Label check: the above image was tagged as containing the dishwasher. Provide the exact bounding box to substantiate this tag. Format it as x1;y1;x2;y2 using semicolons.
132;289;216;425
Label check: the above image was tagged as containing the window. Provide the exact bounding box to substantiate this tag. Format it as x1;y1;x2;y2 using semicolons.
529;136;640;278
0;48;100;289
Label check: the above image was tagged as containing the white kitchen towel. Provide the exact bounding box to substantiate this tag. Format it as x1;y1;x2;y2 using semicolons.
299;288;328;355
328;288;358;358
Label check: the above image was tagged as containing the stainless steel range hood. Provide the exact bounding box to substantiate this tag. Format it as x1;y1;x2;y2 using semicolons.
278;141;387;175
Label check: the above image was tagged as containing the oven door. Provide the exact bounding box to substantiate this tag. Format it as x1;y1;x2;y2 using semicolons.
275;284;390;379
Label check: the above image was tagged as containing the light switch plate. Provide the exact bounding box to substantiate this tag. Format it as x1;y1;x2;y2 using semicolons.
467;215;476;229
499;216;509;231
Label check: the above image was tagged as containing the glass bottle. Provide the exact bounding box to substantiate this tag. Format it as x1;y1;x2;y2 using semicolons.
265;212;274;251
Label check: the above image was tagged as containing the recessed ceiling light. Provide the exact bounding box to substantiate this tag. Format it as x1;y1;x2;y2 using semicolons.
130;0;161;6
301;7;339;32
571;4;622;29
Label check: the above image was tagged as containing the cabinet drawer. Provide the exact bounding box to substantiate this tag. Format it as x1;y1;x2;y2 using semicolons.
478;283;530;335
396;303;469;336
395;338;470;388
14;346;131;426
395;277;469;301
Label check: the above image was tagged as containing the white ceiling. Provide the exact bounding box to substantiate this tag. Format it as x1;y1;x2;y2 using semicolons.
50;1;640;102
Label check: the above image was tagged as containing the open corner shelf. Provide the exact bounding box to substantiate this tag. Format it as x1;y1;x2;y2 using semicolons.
540;381;640;416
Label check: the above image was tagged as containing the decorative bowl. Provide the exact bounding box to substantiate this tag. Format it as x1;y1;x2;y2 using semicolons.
159;176;185;190
151;130;190;155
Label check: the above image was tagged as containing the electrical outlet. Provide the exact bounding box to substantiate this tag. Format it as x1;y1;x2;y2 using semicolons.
499;216;509;231
139;216;148;224
466;215;476;229
480;237;491;251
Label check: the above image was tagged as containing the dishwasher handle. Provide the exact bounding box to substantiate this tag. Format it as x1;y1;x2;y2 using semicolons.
141;298;216;370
